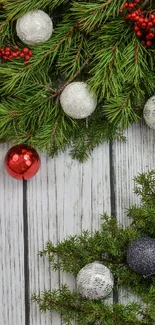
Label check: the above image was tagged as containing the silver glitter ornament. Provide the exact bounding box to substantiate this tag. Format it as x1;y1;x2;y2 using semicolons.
127;237;155;276
77;262;114;300
143;96;155;129
60;82;97;119
16;10;53;46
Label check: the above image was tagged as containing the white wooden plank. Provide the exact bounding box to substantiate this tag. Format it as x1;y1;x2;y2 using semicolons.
0;143;25;325
91;145;111;229
90;145;113;305
112;121;155;304
54;145;112;309
28;142;111;325
27;153;59;325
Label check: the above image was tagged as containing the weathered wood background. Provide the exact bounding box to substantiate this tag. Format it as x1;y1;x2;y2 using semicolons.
0;121;155;325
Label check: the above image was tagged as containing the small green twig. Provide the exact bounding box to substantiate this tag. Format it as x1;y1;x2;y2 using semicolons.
141;0;151;8
51;58;90;98
44;24;79;58
107;41;119;76
90;0;113;14
52;120;59;136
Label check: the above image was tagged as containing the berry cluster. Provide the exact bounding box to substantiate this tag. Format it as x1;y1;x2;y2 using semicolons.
120;1;155;47
122;0;141;10
0;46;33;62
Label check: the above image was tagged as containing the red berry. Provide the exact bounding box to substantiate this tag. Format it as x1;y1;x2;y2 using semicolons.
148;22;153;28
135;0;140;2
9;55;13;59
135;15;140;21
134;25;140;31
5;47;11;52
138;17;144;24
128;3;135;8
144;18;149;23
12;52;18;58
24;55;30;61
141;23;146;28
20;52;25;58
23;48;29;54
125;14;131;20
28;50;33;57
16;51;20;55
5;51;10;57
136;31;142;37
150;14;155;20
3;56;8;60
146;40;152;46
152;19;155;25
123;2;129;8
14;45;19;50
146;32;154;39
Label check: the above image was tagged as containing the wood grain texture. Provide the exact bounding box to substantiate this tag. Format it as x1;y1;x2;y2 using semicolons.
27;144;111;325
112;121;155;304
1;121;155;324
0;143;25;325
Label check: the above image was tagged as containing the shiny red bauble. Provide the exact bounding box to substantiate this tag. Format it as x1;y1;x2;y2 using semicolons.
4;144;40;180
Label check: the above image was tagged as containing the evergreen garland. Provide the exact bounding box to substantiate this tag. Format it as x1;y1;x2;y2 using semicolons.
0;1;155;160
32;170;155;324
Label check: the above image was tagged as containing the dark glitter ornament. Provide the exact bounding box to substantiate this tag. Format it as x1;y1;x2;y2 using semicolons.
126;237;155;276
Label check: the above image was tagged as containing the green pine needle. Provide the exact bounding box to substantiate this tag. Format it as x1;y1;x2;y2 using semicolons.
33;170;155;324
0;0;155;160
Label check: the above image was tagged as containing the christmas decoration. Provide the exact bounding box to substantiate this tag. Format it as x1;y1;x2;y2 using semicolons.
127;237;155;276
60;82;97;119
120;1;155;47
16;10;53;46
1;1;155;161
77;262;114;299
0;46;33;62
143;96;155;129
32;170;155;324
4;144;40;180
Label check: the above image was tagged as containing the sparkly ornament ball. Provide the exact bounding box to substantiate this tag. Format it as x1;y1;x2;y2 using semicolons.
16;10;53;46
127;237;155;276
60;82;97;119
143;96;155;129
4;144;40;180
77;262;114;300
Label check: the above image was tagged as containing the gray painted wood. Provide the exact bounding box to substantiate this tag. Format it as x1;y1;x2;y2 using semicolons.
27;145;111;324
0;143;25;325
112;121;155;304
1;121;155;324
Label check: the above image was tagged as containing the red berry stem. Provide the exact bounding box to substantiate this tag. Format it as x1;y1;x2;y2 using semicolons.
120;1;155;47
0;45;33;63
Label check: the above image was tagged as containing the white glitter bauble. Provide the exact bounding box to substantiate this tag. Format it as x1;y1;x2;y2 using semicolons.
60;82;97;119
77;262;114;300
16;10;53;46
143;96;155;129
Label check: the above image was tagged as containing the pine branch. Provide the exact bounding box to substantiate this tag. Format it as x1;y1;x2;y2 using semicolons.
1;0;155;159
33;170;155;324
51;58;89;98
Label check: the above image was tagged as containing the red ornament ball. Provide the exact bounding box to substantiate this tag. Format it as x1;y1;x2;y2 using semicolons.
4;144;40;180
